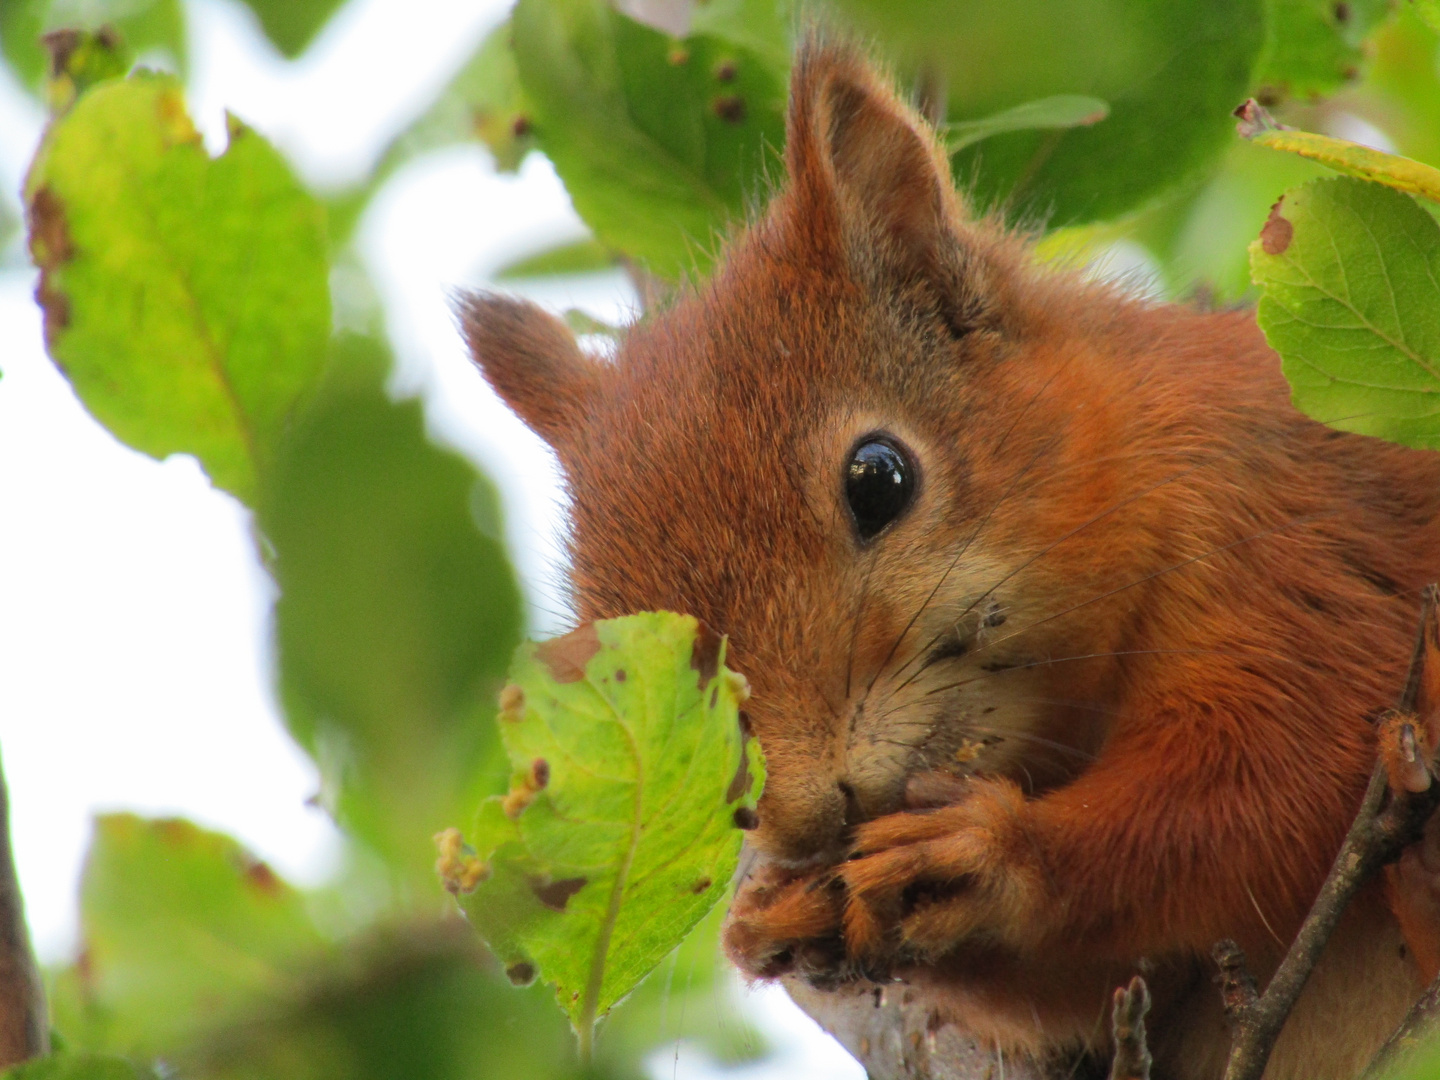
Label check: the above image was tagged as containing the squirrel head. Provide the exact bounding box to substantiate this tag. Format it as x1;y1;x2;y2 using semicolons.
461;39;1173;864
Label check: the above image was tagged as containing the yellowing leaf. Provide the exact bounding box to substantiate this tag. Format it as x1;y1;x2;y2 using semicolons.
1236;97;1440;204
448;613;763;1052
24;75;330;503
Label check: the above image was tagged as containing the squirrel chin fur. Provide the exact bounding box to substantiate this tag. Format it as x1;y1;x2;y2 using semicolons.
460;36;1440;1080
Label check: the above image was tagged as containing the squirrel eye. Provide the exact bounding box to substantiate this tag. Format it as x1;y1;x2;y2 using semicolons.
845;437;916;541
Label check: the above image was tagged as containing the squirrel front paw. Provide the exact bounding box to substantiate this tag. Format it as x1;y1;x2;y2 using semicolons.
723;860;853;986
840;777;1055;963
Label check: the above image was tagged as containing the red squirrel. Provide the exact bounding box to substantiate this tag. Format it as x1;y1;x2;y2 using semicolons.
460;39;1440;1079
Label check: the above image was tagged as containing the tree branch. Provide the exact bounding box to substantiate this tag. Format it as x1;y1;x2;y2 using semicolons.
0;746;47;1066
1216;585;1440;1080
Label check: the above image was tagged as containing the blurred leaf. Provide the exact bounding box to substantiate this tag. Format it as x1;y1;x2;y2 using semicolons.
511;0;786;279
325;18;534;245
1162;135;1327;299
46;817;591;1080
688;0;792;69
0;0;184;92
186;921;590;1080
24;75;330;503
1237;97;1440;201
261;334;523;884
414;17;534;175
495;237;616;280
562;308;622;338
1255;0;1390;100
50;815;328;1057
1365;8;1440;169
1251;176;1440;448
236;0;344;57
832;0;1265;226
1416;0;1440;32
2;1055;159;1080
41;27;127;113
450;613;762;1048
944;93;1110;151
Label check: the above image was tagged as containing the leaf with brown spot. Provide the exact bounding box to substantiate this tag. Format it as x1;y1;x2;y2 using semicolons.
1259;199;1293;254
690;620;722;689
450;612;764;1035
535;623;601;684
1250;176;1440;449
530;876;588;912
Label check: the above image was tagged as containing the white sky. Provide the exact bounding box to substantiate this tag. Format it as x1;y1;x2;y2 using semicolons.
0;0;863;1075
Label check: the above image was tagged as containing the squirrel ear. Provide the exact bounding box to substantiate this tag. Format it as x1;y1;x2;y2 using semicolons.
785;39;980;330
457;292;599;451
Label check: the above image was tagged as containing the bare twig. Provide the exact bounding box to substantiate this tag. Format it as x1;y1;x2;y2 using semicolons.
1216;585;1440;1080
0;747;46;1065
1108;976;1152;1080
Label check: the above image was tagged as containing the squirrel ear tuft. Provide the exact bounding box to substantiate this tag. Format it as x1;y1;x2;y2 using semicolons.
784;38;979;329
457;292;599;451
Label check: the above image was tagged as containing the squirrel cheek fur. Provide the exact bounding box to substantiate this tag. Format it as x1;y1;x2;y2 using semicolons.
462;38;1440;1079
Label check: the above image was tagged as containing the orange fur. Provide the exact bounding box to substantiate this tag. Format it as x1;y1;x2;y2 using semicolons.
461;38;1440;1079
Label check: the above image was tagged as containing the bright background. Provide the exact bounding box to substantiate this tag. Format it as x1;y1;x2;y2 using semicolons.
0;1;865;1075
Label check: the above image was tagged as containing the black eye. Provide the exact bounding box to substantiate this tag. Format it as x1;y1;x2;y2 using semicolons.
845;436;916;541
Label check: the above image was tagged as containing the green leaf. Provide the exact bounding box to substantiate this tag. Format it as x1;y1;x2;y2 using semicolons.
1415;0;1440;33
449;613;763;1047
0;0;185;92
1256;0;1391;99
2;1055;159;1080
236;0;344;57
833;0;1265;226
24;75;330;503
260;335;523;883
50;815;328;1057
1250;176;1440;448
511;0;786;279
944;94;1109;152
494;237;616;280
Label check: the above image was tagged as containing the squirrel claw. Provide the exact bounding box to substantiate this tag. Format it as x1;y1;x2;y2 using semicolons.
839;778;1051;959
723;862;847;981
